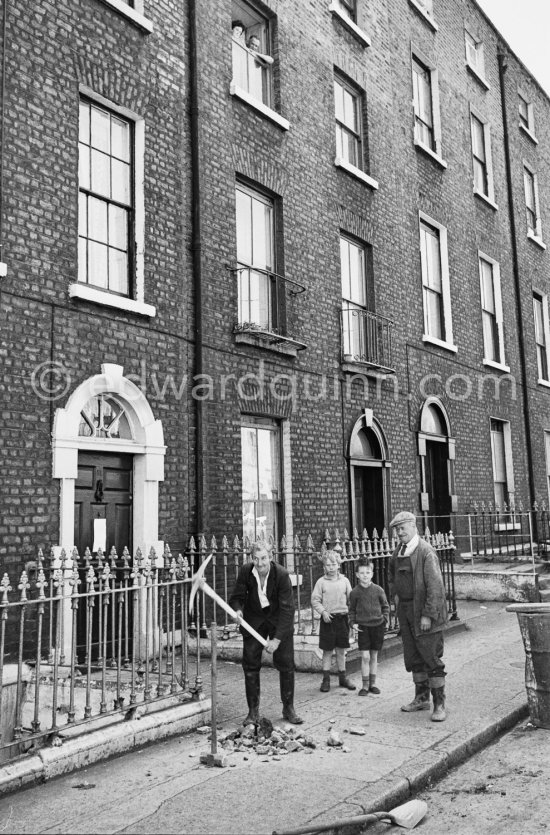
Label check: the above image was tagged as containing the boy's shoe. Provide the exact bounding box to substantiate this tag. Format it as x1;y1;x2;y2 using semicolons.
368;685;381;695
358;688;369;696
338;672;356;690
320;675;330;692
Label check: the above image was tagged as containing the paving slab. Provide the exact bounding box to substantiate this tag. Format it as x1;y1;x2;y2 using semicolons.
0;601;531;835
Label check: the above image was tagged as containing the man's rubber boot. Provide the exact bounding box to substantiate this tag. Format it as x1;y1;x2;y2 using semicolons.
430;687;447;722
338;671;356;690
280;671;304;724
320;672;330;692
243;670;260;726
400;679;430;712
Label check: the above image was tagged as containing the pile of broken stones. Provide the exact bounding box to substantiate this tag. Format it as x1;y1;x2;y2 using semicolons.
198;717;367;763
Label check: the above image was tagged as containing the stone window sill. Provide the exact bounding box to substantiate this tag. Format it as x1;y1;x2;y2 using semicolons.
422;335;457;353
474;189;498;211
230;83;290;131
96;0;153;33
69;283;156;317
483;359;510;374
328;2;371;47
335;157;379;190
519;123;538;145
466;62;490;90
414;140;447;169
408;0;438;31
527;230;547;251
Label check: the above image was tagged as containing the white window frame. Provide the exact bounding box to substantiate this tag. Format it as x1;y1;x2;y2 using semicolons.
70;86;154;318
464;28;489;88
340;234;368;361
518;90;538;143
533;292;550;385
241;416;287;549
470;108;497;208
419;212;455;352
479;252;507;371
97;0;153;32
411;50;447;168
235;181;277;332
523;162;545;247
490;418;515;516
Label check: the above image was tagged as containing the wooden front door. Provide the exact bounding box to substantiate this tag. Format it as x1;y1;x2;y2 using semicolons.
425;441;451;533
74;452;133;558
354;466;385;538
74;452;133;662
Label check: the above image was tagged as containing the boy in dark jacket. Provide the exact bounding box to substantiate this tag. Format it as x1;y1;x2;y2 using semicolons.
349;559;389;695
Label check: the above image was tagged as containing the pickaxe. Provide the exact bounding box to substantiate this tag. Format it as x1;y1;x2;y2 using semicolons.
188;553;268;648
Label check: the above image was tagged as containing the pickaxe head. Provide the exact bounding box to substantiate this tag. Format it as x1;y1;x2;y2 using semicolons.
189;553;213;614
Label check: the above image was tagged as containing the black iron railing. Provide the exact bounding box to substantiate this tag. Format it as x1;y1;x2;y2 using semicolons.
340;307;394;371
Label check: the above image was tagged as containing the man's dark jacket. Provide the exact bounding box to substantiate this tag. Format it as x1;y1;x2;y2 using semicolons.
229;561;295;641
388;538;448;637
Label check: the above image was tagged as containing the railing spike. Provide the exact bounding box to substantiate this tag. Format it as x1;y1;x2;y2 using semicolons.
1;573;12;604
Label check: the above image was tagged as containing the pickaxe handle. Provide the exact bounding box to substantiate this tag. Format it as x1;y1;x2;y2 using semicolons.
189;554;268;648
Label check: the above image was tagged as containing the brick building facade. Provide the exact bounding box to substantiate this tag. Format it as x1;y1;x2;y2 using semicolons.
1;0;550;570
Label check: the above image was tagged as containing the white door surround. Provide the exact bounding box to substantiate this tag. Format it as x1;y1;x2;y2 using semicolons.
52;363;166;557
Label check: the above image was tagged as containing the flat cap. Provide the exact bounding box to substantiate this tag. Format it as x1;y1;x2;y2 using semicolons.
389;511;417;528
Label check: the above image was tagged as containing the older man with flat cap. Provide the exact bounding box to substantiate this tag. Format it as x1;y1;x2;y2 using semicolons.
388;511;448;721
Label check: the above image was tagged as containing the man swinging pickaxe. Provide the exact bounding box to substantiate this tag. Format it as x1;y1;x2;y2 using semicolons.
188;553;268;647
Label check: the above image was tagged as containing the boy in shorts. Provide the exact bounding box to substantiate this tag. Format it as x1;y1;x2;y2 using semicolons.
311;550;356;692
349;559;389;695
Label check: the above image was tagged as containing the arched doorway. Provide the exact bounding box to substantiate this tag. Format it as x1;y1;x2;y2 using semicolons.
418;399;456;533
348;414;390;538
53;363;166;557
52;364;166;660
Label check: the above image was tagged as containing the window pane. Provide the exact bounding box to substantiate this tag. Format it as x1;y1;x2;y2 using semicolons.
425;289;443;339
88;196;108;244
78;237;87;284
241;427;258;500
109;205;128;250
257;428;280;499
248;269;270;327
111;117;130;162
78;193;87;236
79;100;90;144
111;159;130;205
79;144;90;190
471;117;485;160
342;88;357;132
90;106;111;153
334;80;344;122
91;149;111;197
88;241;109;289
236;189;252;264
480;260;495;314
251;199;270;268
108;249;129;295
348;242;365;305
482;310;498;361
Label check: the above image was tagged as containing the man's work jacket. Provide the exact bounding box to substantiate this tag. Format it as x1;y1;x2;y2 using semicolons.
389;538;448;637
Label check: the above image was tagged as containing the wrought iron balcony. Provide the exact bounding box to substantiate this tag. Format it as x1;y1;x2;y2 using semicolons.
340;307;395;372
231;264;307;351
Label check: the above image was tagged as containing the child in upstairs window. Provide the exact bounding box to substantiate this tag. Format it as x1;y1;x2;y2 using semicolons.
311;550;356;692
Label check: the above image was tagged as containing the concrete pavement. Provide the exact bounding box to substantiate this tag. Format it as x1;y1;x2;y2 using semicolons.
0;600;530;834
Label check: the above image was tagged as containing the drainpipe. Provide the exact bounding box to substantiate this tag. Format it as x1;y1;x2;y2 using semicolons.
0;0;8;276
497;50;537;509
188;0;205;534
